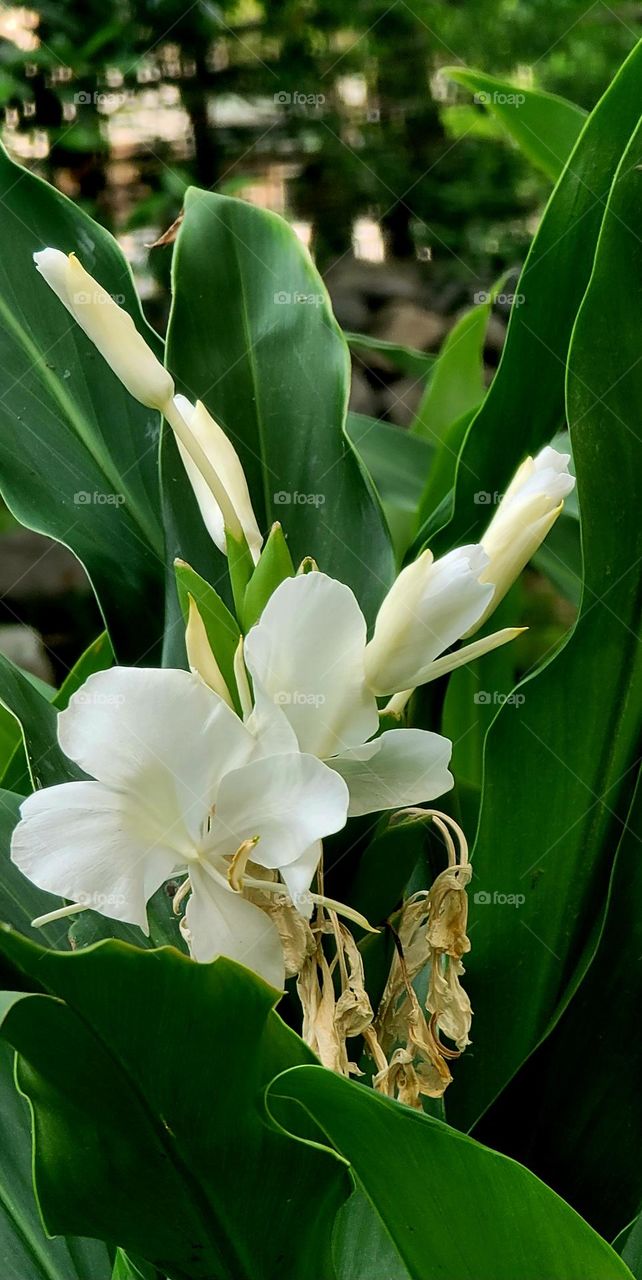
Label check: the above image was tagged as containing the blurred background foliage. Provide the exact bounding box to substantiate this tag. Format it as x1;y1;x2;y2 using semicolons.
0;0;637;677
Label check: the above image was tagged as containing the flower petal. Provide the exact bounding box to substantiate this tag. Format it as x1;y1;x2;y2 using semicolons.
185;863;285;987
211;752;349;869
244;573;378;759
364;547;495;696
328;729;453;817
58;667;254;845
279;841;322;918
11;781;181;930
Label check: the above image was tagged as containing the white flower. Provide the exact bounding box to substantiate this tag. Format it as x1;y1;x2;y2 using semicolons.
33;249;262;559
33;249;174;411
171;395;263;564
364;546;495;696
243;572;455;817
10;667;349;987
475;445;575;625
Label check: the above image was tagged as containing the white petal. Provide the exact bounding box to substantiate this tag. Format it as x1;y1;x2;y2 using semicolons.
11;781;181;930
244;675;300;756
279;841;322;918
59;667;254;844
173;395;262;564
244;573;378;759
328;729;453;817
407;626;526;689
211;752;349;869
34;249;174;412
185;863;284;987
364;547;495;696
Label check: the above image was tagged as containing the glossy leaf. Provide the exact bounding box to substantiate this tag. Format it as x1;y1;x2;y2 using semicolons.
166;189;394;623
0;1041;111;1280
411;300;488;442
0;144;165;663
446;68;586;181
273;1065;633;1280
346;333;435;380
443;106;642;1132
0;935;350;1280
242;522;294;629
422;40;642;555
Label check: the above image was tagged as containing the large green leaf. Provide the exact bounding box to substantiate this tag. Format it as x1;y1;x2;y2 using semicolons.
420;40;642;552
0;934;349;1280
473;767;642;1242
446;68;587;181
0;1041;111;1280
0;144;165;662
0;653;79;790
166;189;394;623
443;105;642;1132
273;1066;633;1280
411;300;488;443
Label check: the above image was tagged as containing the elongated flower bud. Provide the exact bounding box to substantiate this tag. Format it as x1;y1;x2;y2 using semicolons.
473;445;575;629
364;545;494;696
33;249;174;411
171;395;263;564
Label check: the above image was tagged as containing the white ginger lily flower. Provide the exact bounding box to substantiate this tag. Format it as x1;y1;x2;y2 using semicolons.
10;667;349;988
243;572;458;818
474;445;575;627
33;249;262;562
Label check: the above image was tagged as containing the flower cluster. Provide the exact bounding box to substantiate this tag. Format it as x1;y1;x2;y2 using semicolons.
12;249;575;1092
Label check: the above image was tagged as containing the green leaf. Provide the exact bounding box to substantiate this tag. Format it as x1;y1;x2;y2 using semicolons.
53;632;114;711
444;105;642;1133
174;560;240;704
0;145;165;663
242;522;294;629
410;302;488;443
0;653;79;790
423;40;642;556
166;190;394;623
345;333;435;380
345;414;432;513
445;68;587;181
273;1066;633;1280
0;935;350;1280
0;1041;112;1280
473;766;642;1243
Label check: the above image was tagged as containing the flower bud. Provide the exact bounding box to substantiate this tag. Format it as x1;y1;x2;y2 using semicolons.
171;395;263;564
474;445;575;628
33;249;174;411
364;545;494;696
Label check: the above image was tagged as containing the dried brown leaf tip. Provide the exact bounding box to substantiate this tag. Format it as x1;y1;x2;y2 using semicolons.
367;810;472;1108
145;211;184;249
